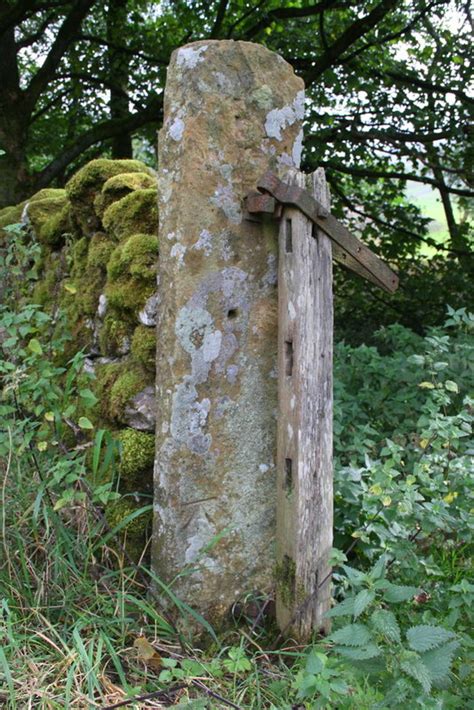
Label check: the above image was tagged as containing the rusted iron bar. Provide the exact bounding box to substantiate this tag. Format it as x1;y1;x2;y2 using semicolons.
247;171;399;294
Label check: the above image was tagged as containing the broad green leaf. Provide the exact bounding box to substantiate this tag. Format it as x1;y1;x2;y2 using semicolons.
334;643;381;660
329;623;372;647
406;625;456;652
28;338;42;355
400;657;431;694
324;597;355;618
421;640;459;683
371;609;401;643
383;582;419;603
78;416;94;430
305;650;326;675
353;589;375;618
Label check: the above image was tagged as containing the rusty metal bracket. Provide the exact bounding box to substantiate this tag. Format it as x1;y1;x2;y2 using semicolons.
245;171;399;294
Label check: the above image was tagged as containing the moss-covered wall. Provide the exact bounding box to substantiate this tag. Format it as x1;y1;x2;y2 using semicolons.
0;159;159;560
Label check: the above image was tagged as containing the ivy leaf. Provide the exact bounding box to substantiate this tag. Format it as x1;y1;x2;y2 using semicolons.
78;416;94;430
329;623;372;647
353;589;375;618
406;625;456;652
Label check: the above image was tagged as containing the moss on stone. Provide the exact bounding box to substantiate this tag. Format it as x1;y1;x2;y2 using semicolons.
131;325;156;370
29;188;66;203
105;233;158;316
39;203;73;249
117;428;155;485
32;251;64;308
102;189;158;241
0;204;24;234
66;158;150;236
98;314;131;357
26;196;68;243
87;232;115;270
95;171;156;218
95;360;150;423
105;496;152;563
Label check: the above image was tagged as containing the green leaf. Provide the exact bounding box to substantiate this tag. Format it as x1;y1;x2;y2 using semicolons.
383;582;419;602
78;416;94;430
406;625;456;652
329;623;372;647
324;597;355;618
444;380;459;393
27;338;43;355
421;641;459;684
79;388;98;406
371;609;401;643
334;643;381;660
305;650;326;675
353;589;375;618
400;657;431;694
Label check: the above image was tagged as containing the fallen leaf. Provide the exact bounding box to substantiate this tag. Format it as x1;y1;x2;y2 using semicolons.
133;637;162;672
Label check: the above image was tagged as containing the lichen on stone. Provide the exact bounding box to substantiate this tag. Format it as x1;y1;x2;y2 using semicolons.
102;188;158;241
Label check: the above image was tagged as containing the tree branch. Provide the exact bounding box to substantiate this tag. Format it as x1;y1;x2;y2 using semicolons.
241;0;344;39
24;0;98;112
210;0;229;38
320;160;474;197
34;94;163;189
302;0;398;84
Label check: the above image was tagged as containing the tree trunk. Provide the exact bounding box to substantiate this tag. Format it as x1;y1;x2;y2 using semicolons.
107;0;132;158
0;23;30;207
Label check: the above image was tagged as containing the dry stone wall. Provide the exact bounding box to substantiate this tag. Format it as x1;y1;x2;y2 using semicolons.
0;158;159;559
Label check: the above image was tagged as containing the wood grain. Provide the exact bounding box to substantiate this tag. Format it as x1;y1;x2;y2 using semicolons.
275;168;333;640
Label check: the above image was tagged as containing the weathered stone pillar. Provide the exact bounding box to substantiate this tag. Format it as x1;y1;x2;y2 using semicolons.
153;40;304;621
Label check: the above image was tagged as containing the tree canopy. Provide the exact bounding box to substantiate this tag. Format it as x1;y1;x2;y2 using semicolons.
1;0;472;323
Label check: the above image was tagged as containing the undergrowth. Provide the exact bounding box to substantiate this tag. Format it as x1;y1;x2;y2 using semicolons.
0;225;473;708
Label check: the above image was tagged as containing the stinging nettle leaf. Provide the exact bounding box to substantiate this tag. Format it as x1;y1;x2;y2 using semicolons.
383;582;419;603
371;609;401;643
406;625;456;652
421;640;459;684
353;589;375;618
329;623;372;647
401;657;432;694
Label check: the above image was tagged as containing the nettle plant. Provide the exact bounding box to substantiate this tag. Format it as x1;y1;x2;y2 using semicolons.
0;224;119;511
333;309;473;581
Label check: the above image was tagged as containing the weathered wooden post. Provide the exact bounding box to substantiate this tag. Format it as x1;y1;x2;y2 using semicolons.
153;40;305;623
274;169;333;638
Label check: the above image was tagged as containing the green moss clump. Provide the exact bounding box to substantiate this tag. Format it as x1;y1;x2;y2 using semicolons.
26;195;68;242
0;204;24;235
95;171;156;218
66;158;151;236
32;251;64;308
87;232;115;270
105;496;152;563
29;188;66;203
105;233;158;316
131;325;156;371
98;314;131;357
102;189;158;241
95;361;151;423
39;203;72;249
117;428;155;485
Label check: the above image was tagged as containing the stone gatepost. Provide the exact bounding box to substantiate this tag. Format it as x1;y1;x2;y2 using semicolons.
153;40;304;621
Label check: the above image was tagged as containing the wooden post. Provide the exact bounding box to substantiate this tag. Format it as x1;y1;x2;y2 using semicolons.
276;168;333;640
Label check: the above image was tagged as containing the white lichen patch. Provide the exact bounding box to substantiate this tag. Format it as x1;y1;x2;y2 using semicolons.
169;117;185;141
192;229;213;256
264;90;305;140
288;301;296;320
170;242;187;266
97;293;107;319
176;44;208;69
292;129;304;167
